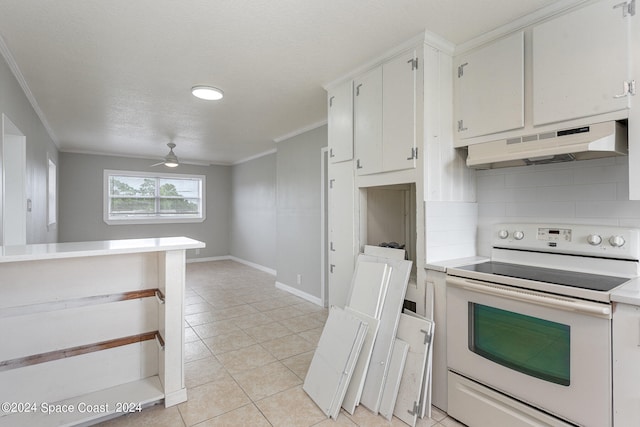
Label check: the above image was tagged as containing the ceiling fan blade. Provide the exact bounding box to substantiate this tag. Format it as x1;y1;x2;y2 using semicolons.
149;161;165;167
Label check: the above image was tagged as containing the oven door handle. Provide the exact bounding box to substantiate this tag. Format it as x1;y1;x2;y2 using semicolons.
447;276;611;318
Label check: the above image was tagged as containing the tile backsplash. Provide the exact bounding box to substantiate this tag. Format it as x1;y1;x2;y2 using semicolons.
476;156;640;256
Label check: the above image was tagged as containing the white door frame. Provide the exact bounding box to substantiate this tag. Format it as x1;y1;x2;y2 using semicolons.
320;147;328;307
2;114;27;246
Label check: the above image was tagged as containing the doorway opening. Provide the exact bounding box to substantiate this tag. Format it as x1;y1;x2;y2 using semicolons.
2;114;27;245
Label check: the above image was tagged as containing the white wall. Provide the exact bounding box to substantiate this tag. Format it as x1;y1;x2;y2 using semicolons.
476;156;640;255
58;152;231;260
0;53;58;244
230;153;277;270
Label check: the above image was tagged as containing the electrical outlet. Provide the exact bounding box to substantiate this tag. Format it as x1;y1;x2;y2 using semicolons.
297;274;301;285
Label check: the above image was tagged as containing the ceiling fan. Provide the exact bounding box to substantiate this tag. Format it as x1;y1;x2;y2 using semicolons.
151;142;179;168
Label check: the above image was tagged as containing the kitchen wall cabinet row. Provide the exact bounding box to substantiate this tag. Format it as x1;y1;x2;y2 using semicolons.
328;48;418;176
453;0;639;198
325;33;476;310
454;0;632;143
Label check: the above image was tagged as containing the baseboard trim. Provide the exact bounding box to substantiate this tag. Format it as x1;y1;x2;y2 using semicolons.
186;256;231;264
275;281;323;306
229;256;277;276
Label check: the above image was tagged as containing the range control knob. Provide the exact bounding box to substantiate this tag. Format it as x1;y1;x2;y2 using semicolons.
498;230;509;239
609;235;626;248
587;234;603;246
513;231;525;240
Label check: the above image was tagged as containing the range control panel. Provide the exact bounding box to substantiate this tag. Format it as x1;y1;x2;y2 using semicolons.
493;223;640;260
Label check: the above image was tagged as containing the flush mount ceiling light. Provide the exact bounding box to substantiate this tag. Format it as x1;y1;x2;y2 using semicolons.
191;85;224;101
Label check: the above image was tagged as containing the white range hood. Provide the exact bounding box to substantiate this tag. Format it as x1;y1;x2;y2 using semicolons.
466;121;628;169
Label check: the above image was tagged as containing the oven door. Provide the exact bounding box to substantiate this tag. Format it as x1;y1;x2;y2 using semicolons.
446;275;612;427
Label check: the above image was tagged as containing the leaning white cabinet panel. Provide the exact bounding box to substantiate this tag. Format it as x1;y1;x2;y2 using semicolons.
533;0;631;126
328;80;354;163
382;48;418;172
354;66;383;175
328;161;357;308
454;31;524;142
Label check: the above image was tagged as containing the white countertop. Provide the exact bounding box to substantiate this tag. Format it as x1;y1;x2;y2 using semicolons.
611;278;640;306
0;237;205;263
425;256;489;273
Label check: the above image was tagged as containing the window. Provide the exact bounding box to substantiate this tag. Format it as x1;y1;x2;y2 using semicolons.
47;156;57;227
104;170;205;224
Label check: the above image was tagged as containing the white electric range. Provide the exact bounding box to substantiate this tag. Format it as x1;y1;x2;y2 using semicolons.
445;223;640;427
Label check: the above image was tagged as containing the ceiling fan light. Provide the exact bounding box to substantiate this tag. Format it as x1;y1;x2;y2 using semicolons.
191;85;224;101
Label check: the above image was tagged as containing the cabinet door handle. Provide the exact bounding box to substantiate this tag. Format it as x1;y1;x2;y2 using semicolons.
329;96;335;107
614;80;635;98
329;148;335;158
457;120;468;132
330;264;335;273
356;84;363;96
330;242;336;251
407;147;418;160
356;159;363;169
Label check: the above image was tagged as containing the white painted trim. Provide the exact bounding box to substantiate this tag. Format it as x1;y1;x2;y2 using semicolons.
60;148;225;166
273;120;327;143
164;388;188;407
232;148;277;165
186;256;231;264
275;281;323;306
0;34;59;147
324;30;453;90
320;147;328;308
453;0;589;55
229;256;276;276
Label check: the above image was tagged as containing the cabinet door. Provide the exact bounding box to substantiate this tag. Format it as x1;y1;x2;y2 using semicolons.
354;67;383;175
455;31;524;139
328;161;356;308
533;0;630;125
383;49;418;172
328;80;354;163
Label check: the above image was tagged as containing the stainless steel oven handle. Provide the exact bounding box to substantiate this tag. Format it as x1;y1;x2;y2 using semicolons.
447;276;612;318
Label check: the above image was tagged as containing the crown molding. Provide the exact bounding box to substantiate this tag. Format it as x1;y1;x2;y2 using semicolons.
273;120;327;143
232;148;277;165
454;0;589;55
0;34;59;147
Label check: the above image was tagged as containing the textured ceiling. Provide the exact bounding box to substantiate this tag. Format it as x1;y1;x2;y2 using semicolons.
0;0;559;165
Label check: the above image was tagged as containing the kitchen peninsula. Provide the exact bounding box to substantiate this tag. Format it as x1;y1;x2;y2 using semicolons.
0;237;204;426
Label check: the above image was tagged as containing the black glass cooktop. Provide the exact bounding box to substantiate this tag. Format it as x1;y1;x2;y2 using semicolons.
456;261;628;292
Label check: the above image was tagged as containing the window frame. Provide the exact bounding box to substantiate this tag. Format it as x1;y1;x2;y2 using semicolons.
47;154;57;228
103;169;206;225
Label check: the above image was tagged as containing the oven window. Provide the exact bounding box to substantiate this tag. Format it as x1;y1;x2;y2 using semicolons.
469;303;570;386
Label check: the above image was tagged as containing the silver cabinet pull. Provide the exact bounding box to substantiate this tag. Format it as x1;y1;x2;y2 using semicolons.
155;290;165;304
614;80;636;98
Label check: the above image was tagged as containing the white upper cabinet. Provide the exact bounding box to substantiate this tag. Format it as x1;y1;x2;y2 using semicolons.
328;80;354;163
454;31;524;140
354;48;419;176
533;0;631;126
354;66;383;175
382;48;419;172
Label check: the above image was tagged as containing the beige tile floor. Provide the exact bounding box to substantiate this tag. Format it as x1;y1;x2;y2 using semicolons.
99;260;465;427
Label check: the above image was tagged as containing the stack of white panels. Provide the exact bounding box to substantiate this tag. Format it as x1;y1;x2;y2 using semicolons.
341;260;391;414
392;313;435;427
303;306;368;419
360;256;413;412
